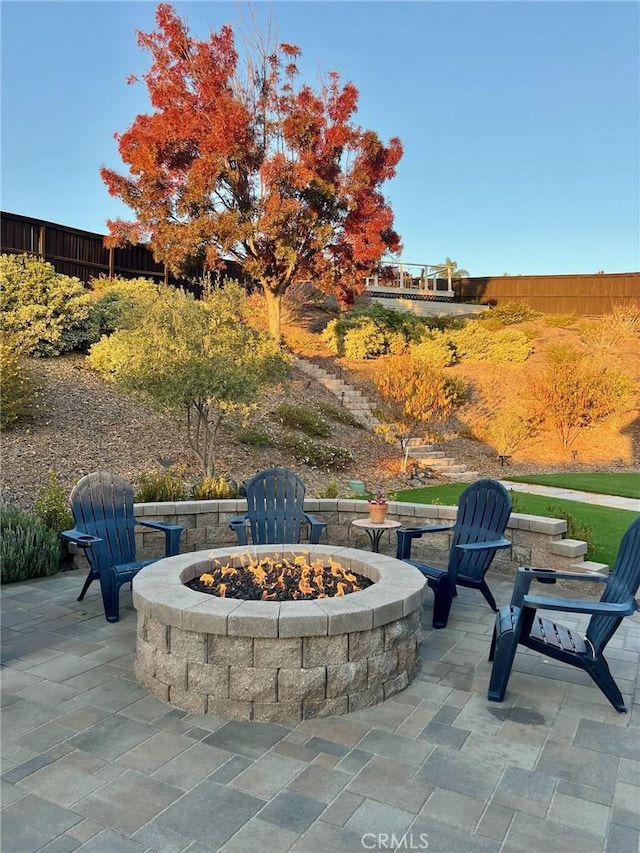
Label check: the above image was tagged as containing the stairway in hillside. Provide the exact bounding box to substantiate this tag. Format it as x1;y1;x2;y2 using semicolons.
294;356;478;482
404;438;478;482
293;357;381;429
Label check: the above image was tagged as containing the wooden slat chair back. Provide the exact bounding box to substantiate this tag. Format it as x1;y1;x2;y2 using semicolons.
229;467;327;546
61;472;183;623
488;516;640;713
448;481;513;591
396;479;512;628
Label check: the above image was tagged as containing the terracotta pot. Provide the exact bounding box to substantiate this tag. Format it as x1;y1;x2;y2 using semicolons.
368;503;388;524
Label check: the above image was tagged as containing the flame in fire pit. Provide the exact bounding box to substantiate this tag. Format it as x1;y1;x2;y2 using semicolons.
185;552;373;601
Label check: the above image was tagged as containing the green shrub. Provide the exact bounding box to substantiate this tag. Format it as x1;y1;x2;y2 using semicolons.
547;505;594;559
321;304;425;358
343;320;390;359
0;334;37;429
34;471;74;532
273;404;330;437
544;313;576;328
1;504;62;583
315;402;365;428
134;468;188;502
518;323;543;341
475;411;538;457
283;436;354;470
0;254;100;356
410;332;457;368
318;480;339;498
191;475;239;500
479;301;541;325
236;426;277;447
476;316;505;332
90;276;161;335
450;325;533;363
422;315;467;332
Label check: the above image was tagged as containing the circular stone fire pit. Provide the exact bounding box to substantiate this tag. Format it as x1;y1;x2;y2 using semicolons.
133;545;426;722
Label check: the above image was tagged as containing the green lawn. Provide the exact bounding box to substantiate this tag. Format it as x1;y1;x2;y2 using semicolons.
389;483;639;568
502;472;640;499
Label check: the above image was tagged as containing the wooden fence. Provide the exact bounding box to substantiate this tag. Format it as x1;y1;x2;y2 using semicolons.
0;211;245;298
454;273;639;316
2;211;638;315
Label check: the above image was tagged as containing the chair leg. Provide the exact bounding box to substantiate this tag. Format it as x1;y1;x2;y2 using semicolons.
429;574;454;629
586;657;627;713
488;626;497;662
99;570;120;623
77;570;96;602
479;581;497;612
487;606;521;702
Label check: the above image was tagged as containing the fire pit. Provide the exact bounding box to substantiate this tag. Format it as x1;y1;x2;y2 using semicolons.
133;545;426;722
186;553;373;600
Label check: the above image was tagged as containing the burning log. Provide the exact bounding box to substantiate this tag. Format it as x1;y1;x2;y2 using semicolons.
185;553;373;601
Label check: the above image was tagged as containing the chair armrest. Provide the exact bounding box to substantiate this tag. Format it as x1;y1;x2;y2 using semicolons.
59;528;102;549
522;594;637;618
455;537;511;553
136;519;183;557
304;513;328;544
519;567;605;584
400;524;455;536
396;525;455;560
229;515;249;546
510;565;603;605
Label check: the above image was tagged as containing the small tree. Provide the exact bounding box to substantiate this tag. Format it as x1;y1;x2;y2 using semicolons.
101;3;403;341
89;281;289;474
373;354;467;463
478;409;539;458
532;345;635;449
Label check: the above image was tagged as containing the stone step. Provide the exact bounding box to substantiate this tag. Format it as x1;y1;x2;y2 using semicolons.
548;538;588;559
340;393;368;402
409;449;447;459
445;471;479;482
417;457;456;467
572;560;609;575
438;465;468;474
293;355;389;433
344;403;372;413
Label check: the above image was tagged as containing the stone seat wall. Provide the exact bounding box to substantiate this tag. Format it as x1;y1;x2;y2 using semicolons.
121;499;603;575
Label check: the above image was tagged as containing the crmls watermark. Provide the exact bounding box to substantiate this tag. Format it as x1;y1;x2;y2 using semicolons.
361;833;429;850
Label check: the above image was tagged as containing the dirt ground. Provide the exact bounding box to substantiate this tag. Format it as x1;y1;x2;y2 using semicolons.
291;312;640;471
2;313;638;510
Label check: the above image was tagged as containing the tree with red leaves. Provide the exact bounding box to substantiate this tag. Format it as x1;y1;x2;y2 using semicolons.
101;3;402;340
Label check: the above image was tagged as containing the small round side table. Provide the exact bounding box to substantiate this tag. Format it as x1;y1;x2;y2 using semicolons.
351;517;402;553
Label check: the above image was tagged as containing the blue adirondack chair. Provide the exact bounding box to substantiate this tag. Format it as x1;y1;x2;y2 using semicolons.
229;467;327;546
396;479;512;628
60;471;183;623
488;516;640;713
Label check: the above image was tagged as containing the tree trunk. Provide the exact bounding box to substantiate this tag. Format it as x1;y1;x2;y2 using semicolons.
263;288;283;343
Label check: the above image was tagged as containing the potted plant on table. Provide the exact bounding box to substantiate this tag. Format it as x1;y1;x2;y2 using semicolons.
367;489;389;524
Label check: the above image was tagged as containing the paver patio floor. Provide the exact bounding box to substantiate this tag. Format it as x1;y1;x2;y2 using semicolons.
2;568;639;853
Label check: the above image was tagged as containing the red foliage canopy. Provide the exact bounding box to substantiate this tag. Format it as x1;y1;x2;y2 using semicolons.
101;3;403;335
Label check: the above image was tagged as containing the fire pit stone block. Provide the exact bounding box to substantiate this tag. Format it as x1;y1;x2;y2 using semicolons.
133;545;426;722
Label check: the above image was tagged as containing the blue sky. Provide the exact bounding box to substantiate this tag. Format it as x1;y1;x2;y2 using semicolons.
2;1;638;276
